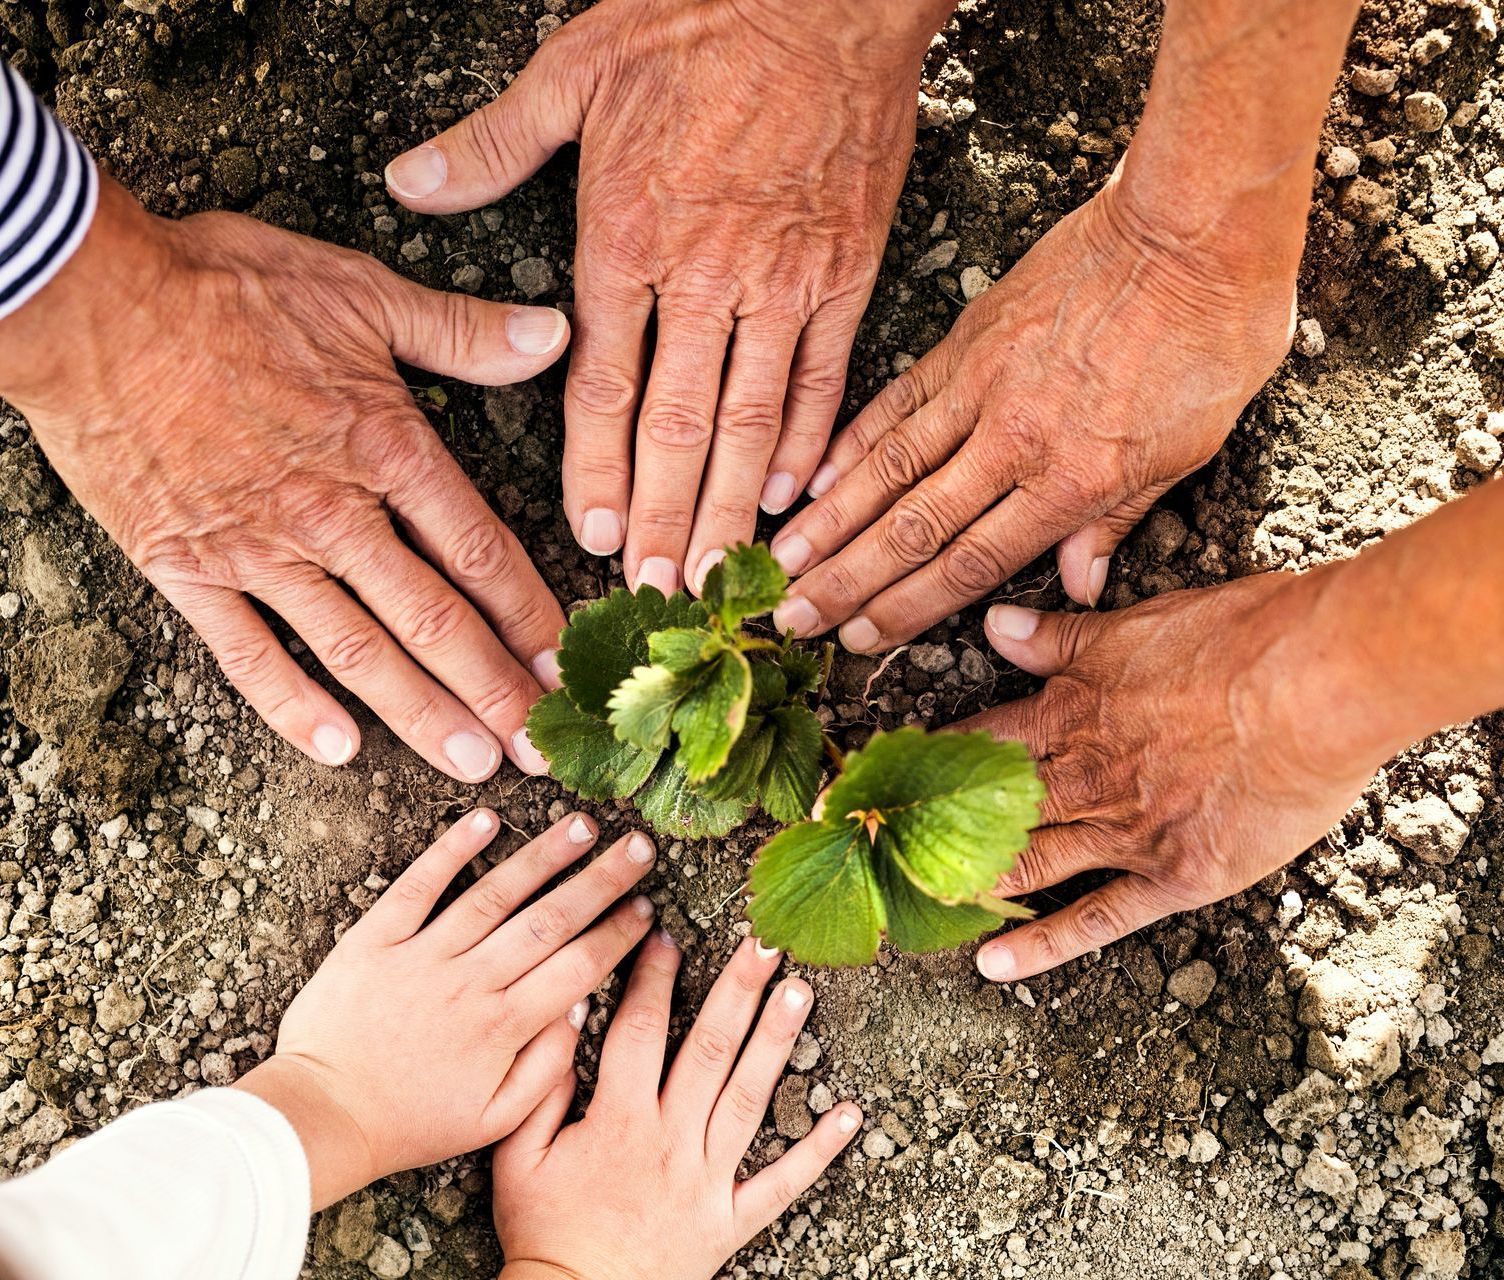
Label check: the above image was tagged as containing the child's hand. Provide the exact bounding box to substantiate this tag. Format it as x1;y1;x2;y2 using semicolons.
235;809;657;1207
492;935;863;1280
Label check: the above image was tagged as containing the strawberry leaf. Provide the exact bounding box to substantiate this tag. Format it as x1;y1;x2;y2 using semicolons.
693;716;775;803
702;543;787;630
746;821;885;965
758;704;824;824
527;689;661;801
558;586;707;717
874;833;1032;953
638;759;752;839
670;648;753;783
824;727;1042;903
607;665;689;752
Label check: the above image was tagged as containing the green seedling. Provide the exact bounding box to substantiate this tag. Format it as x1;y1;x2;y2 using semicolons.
528;543;1044;964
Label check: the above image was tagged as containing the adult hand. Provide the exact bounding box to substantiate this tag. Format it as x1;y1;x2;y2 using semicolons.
237;808;658;1208
0;178;571;781
959;574;1382;984
493;935;862;1280
769;175;1297;651
386;0;952;597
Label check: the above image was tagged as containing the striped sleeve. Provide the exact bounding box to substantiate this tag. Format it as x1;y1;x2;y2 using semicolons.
0;59;99;321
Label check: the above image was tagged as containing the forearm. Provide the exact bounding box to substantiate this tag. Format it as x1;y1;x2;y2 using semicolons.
1259;479;1504;777
1118;0;1362;274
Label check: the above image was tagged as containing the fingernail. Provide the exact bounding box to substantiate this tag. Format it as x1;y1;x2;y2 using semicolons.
625;832;656;864
840;617;880;653
977;944;1015;983
507;307;566;354
385;145;447;199
443;731;499;781
772;595;820;637
635;556;680;596
691;549;725;595
755;939;781;961
631;895;655;919
579;508;624;556
771;533;811;576
567;815;595;844
760;471;798;514
655;926;679;949
531;648;562;690
311;724;354;766
986;605;1040;644
1087;556;1111;607
472;809;498;834
808;463;839;498
783;984;810;1009
567;998;589;1031
836;1108;860;1134
511;728;550;776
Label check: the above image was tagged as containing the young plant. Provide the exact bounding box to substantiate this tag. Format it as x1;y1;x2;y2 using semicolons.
527;545;828;839
528;543;1046;965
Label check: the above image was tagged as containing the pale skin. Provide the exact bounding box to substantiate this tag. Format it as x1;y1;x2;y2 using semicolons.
234;808;659;1208
493;935;863;1280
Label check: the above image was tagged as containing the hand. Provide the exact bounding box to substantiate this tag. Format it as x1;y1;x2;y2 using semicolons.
958;573;1384;984
234;808;658;1208
768;171;1299;653
0;178;571;781
386;0;952;598
492;935;863;1280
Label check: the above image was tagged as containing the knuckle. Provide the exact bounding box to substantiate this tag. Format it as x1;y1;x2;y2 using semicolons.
568;363;638;418
935;536;1004;598
715;399;781;445
449;519;516;583
1075;895;1127;949
724;1082;768;1126
642;405;714;452
688;1023;738;1071
525;899;573;947
392;871;437;905
468;669;533;726
617;1003;668;1044
788;362;847;406
469;877;515;922
214;632;283;687
630;501;693;542
808;490;853;541
397;689;448;738
322;621;387;681
877;496;946;566
871;431;925;491
814;558;865;611
399;593;470;652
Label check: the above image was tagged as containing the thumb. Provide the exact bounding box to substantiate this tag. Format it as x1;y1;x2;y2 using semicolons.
984;604;1109;677
1055;487;1166;606
376;269;571;384
385;48;590;213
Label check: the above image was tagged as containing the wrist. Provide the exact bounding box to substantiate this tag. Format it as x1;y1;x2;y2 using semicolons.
0;177;175;415
501;1264;587;1280
234;1055;379;1211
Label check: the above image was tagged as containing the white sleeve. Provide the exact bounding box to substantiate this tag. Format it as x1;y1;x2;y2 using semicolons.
0;1088;311;1280
0;59;99;320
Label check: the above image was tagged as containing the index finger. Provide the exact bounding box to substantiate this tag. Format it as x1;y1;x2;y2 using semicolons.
356;808;502;945
975;874;1165;983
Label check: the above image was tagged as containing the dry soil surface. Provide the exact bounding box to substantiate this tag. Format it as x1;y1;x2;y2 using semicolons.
1;1;1503;1278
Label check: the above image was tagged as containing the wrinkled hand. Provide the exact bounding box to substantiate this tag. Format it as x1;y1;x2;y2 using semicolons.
961;573;1382;984
387;0;946;597
238;808;657;1208
770;176;1298;652
492;935;862;1280
3;180;570;781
